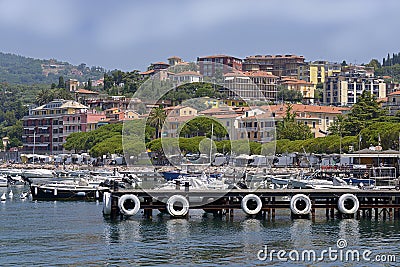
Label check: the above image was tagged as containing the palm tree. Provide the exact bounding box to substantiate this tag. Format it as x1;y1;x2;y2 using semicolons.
35;88;53;105
148;107;167;139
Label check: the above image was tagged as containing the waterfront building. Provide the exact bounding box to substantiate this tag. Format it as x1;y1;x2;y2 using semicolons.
163;115;196;138
22;100;88;154
86;113;107;132
266;104;349;137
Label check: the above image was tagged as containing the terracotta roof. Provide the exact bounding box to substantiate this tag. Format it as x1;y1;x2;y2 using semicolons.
200;107;237;115
140;69;155;75
198;54;242;60
152;62;170;65
388;91;400;96
173;71;202;76
164;105;183;111
87;114;106;123
75;88;99;94
212;114;241;119
166;115;196;123
244;71;277;78
264;104;349;115
224;71;247;77
280;78;313;85
240;112;275;120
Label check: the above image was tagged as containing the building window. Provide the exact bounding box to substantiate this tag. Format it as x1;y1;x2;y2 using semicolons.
226;121;230;127
312;122;316;128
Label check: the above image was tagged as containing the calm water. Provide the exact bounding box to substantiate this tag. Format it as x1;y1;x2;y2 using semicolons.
1;186;400;266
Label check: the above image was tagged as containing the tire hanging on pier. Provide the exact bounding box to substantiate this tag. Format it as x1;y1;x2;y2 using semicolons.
103;192;112;215
241;194;263;215
118;194;141;216
166;195;189;217
337;194;359;214
290;194;312;215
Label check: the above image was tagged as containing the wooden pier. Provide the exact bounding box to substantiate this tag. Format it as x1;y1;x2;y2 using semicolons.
103;187;400;221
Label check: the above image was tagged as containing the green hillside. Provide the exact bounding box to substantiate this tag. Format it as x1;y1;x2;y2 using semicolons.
0;52;105;84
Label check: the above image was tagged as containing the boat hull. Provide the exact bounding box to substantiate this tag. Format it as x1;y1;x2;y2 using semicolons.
30;185;108;201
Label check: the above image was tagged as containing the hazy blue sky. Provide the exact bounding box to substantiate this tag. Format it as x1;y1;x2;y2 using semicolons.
0;0;398;71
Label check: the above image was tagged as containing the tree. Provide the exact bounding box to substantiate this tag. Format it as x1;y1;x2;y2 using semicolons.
341;60;347;67
276;104;313;141
86;79;92;90
3;111;16;127
277;85;303;103
147;107;167;139
57;76;65;89
341;91;387;136
366;59;381;70
179;116;228;138
35;88;53;105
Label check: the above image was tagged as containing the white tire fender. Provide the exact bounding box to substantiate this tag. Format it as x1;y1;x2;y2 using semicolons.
290;194;312;215
118;194;141;216
241;194;263;215
338;194;359;214
103;192;112;215
166;195;189;217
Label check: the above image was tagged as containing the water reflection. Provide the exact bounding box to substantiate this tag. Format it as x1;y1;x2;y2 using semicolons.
166;219;189;242
104;220;142;244
290;219;313;249
338;219;360;245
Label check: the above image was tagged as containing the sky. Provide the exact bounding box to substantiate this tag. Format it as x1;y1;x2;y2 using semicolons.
0;0;399;71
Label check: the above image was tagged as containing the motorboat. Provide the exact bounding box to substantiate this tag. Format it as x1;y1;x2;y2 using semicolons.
30;180;110;201
22;169;55;183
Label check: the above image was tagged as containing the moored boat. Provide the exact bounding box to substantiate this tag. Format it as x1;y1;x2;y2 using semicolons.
30;181;109;201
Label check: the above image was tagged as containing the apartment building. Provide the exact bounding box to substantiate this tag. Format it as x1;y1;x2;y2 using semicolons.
279;77;315;101
267;104;349;137
243;54;306;78
223;71;278;101
22;100;88;154
197;55;242;77
300;61;341;85
324;75;386;106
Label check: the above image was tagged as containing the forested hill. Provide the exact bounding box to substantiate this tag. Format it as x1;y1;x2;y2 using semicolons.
0;52;105;84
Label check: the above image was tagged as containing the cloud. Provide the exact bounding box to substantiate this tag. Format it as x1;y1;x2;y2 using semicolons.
0;0;399;70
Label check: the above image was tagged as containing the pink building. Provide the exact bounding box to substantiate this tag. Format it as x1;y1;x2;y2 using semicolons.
22;100;88;154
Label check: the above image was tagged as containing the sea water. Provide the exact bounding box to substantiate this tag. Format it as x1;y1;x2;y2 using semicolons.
1;186;399;266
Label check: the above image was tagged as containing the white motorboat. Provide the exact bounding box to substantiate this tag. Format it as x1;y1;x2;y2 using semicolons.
22;169;55;183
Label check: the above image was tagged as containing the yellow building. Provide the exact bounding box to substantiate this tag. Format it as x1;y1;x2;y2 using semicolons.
307;61;341;85
164;106;198;117
280;77;315;101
